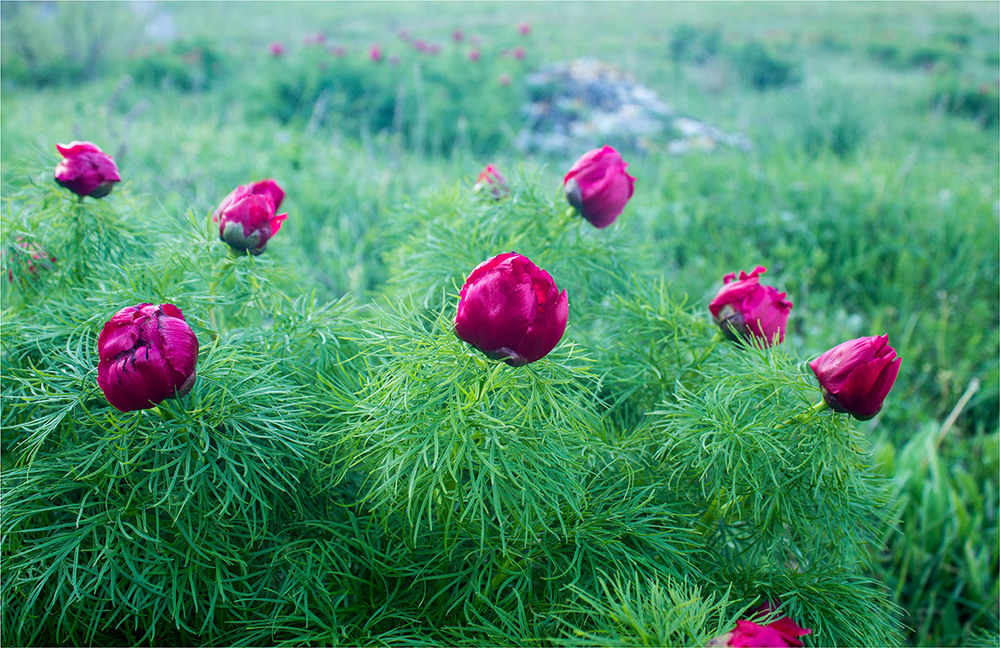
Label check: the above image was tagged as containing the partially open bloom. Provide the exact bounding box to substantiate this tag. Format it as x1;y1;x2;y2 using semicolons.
809;334;901;420
97;303;199;413
212;179;288;255
455;252;568;367
709;603;812;648
563;145;635;228
709;265;792;346
54;141;121;199
473;164;510;200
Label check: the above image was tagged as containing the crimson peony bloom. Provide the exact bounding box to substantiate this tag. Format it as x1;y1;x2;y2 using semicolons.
563;145;636;228
709;603;812;648
97;303;199;413
473;164;510;199
455;252;568;367
709;266;792;346
212;179;288;255
54;141;121;199
809;334;901;420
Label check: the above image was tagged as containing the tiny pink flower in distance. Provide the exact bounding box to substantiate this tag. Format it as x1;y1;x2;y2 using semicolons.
512;46;526;60
415;39;430;52
397;28;411;42
429;43;441;55
809;334;901;420
473;164;510;200
97;303;199;413
269;41;285;57
330;45;347;57
518;22;531;35
453;29;464;42
563;145;636;228
369;44;383;62
499;73;512;86
468;48;481;62
6;239;56;283
212;179;288;255
455;252;568;367
54;141;121;199
708;266;792;346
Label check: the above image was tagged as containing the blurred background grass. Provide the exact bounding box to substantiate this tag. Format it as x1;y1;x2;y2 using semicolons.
2;1;997;645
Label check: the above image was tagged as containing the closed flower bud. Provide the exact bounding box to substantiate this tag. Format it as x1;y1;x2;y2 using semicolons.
709;265;792;346
5;239;56;282
97;303;199;413
54;141;121;199
563;145;636;228
212;179;288;255
455;252;568;367
809;334;901;420
473;164;510;200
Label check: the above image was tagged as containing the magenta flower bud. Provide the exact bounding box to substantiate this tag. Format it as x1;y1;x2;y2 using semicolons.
212;179;288;255
809;335;902;420
97;303;199;413
455;252;568;367
563;145;636;228
473;164;510;200
54;141;121;199
709;266;792;346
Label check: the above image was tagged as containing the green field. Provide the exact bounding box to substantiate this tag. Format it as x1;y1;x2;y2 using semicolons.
2;2;998;646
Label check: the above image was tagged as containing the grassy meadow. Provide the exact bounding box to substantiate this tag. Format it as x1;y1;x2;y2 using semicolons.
2;1;998;646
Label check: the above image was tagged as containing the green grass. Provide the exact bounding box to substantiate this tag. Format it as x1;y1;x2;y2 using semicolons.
2;2;997;646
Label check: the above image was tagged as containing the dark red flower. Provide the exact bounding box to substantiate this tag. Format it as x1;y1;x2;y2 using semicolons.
809;335;901;420
212;179;288;255
54;141;121;199
473;164;510;200
97;303;199;412
455;253;568;366
563;145;635;228
708;266;792;346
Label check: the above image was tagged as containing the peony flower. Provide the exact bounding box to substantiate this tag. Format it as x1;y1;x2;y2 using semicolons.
708;265;792;346
809;334;901;420
455;252;568;367
518;22;531;35
369;44;383;62
54;141;121;199
473;164;510;199
97;303;199;413
268;41;285;57
452;29;464;42
212;179;288;255
563;145;636;228
512;46;526;60
710;603;812;648
468;48;481;62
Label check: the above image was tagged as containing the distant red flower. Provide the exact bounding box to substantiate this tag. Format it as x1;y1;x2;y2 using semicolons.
329;44;347;57
518;22;531;35
54;141;121;199
499;73;512;86
397;28;411;42
453;29;464;42
268;41;285;57
369;44;383;62
512;46;526;60
415;39;430;52
473;164;510;199
468;48;481;62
